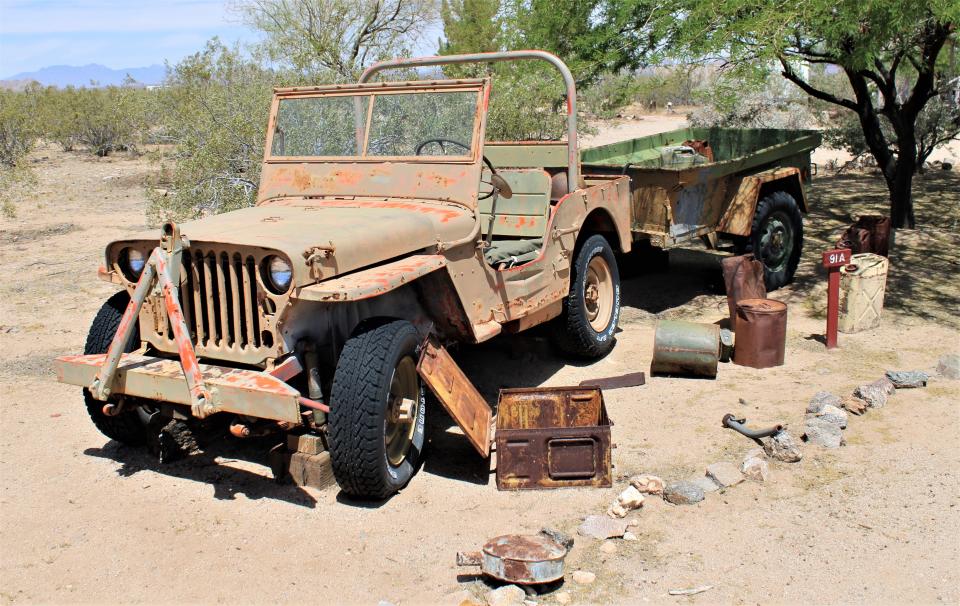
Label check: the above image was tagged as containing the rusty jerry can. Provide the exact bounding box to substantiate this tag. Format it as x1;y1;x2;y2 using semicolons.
495;387;612;490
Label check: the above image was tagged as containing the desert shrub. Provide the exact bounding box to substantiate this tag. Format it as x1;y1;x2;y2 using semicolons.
147;40;284;223
582;73;643;118
0;164;36;218
688;74;814;129
0;88;39;167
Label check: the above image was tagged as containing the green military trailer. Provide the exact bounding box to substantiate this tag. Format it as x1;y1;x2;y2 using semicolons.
55;51;821;499
581;127;821;289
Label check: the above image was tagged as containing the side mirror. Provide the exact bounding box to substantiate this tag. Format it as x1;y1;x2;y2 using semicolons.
490;173;513;199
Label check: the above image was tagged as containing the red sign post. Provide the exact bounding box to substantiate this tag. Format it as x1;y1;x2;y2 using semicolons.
821;248;851;349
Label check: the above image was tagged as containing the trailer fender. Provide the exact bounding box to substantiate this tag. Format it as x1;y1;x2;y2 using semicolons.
717;167;807;237
294;255;447;302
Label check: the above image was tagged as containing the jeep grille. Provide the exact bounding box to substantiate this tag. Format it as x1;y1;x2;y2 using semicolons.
148;247;280;363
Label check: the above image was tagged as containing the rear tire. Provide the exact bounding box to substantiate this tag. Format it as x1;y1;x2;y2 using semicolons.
551;234;621;359
741;191;803;290
83;291;149;445
328;319;427;499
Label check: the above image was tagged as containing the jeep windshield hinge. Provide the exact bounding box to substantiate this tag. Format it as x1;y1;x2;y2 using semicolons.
88;222;216;419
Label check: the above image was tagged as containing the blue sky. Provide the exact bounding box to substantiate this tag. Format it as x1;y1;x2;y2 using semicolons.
0;0;258;77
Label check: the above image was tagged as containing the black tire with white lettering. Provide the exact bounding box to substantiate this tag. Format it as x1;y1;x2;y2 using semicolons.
551;234;621;359
82;291;149;445
328;319;427;500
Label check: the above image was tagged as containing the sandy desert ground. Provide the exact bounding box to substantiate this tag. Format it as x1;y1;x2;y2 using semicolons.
1;116;959;605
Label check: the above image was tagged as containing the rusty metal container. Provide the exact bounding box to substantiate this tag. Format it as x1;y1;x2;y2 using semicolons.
495;387;612;490
720;253;767;324
650;320;722;378
733;298;787;369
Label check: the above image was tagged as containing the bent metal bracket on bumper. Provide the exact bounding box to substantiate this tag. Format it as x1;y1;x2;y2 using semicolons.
55;222;323;424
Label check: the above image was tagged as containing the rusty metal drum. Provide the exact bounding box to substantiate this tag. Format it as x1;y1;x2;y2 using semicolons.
651;320;722;378
733;298;787;369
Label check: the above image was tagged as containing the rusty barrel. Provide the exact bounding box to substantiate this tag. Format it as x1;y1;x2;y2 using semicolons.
733;298;787;369
651;320;721;378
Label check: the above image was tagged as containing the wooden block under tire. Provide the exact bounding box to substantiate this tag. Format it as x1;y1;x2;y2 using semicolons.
287;433;324;455
269;444;335;490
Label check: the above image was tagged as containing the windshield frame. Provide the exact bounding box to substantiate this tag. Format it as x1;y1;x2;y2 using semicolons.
264;79;488;164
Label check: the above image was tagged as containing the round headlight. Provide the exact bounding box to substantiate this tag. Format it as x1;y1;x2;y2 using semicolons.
120;247;146;281
264;255;292;293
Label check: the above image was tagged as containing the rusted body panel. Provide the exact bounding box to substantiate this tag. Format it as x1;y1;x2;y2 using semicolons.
417;340;492;456
55;353;303;423
717;167;807;236
495;387;613;490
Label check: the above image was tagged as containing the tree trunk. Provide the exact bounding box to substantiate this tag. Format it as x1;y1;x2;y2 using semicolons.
887;163;916;229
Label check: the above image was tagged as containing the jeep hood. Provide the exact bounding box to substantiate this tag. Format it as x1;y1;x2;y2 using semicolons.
114;199;475;285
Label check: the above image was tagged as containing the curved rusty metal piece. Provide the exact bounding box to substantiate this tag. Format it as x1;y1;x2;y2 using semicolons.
722;413;783;439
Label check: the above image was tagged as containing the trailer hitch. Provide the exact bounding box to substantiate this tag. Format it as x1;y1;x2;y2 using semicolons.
721;413;783;440
88;222;216;419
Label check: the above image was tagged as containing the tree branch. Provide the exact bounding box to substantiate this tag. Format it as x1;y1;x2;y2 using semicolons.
779;57;858;111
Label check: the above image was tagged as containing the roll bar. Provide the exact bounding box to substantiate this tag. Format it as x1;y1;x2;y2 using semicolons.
359;50;579;194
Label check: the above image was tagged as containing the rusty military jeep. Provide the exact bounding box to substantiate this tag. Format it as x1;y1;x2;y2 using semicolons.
56;51;819;499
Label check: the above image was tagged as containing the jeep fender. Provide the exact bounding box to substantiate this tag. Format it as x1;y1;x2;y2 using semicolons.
717;167;808;237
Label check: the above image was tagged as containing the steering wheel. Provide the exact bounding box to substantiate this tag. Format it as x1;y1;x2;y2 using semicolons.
414;138;502;200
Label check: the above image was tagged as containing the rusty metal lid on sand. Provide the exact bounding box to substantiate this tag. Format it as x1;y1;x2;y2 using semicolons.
483;534;567;562
736;298;787;314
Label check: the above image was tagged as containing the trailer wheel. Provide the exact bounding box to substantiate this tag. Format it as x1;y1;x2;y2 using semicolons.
82;291;149;445
551;234;621;359
743;191;803;290
328;319;426;500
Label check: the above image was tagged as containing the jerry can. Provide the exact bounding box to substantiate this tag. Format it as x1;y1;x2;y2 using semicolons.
839;253;889;333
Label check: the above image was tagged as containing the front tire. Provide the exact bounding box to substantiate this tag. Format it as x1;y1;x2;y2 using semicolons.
551;234;621;359
328;319;427;499
742;191;803;290
83;291;149;445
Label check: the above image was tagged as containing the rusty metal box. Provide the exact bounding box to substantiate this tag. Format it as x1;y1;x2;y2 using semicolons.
495;386;612;490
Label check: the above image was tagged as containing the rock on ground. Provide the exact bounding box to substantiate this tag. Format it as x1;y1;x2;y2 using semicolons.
445;590;483;606
629;474;665;494
809;403;848;429
600;540;617;554
690;476;721;493
485;585;526;606
803;417;844;448
607;502;629;519
854;381;890;409
741;453;769;482
763;430;803;462
623;531;638;541
578;515;631;540
937;353;960;379
840;395;867;415
705;461;744;488
572;571;596;585
664;481;705;505
885;370;929;388
617;485;646;509
807;391;842;414
554;591;572;605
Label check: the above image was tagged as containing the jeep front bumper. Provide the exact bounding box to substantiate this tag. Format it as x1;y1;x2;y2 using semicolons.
55;353;306;423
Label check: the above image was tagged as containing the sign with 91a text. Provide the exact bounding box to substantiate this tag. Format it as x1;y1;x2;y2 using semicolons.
821;247;852;349
822;248;851;269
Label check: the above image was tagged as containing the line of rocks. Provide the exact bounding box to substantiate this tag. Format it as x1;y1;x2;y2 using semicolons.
803;367;933;448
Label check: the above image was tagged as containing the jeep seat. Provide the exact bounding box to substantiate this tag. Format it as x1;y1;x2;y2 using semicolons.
479;169;552;239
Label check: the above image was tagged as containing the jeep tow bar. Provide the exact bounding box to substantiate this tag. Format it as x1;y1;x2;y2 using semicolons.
88;222;217;419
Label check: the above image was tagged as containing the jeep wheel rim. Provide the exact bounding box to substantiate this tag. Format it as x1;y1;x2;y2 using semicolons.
585;256;614;332
759;211;793;273
385;356;419;467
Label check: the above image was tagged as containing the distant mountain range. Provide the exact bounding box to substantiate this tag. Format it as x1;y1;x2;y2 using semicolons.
0;64;166;89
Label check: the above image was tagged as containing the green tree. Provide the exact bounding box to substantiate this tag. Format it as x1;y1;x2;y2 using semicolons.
148;40;280;222
235;0;439;81
591;0;957;228
439;0;502;59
